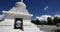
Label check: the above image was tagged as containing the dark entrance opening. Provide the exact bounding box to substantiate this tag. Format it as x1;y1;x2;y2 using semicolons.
14;18;23;30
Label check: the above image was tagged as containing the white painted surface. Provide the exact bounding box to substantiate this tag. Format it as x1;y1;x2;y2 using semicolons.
0;1;45;32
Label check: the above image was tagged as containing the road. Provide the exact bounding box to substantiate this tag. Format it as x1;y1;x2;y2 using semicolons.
37;25;60;32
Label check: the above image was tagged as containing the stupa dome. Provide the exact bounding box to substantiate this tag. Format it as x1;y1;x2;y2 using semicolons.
15;2;26;8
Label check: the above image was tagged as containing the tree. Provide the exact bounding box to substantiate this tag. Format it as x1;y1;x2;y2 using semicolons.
31;19;41;25
53;17;59;25
57;17;60;23
31;20;36;24
35;19;40;25
47;17;53;25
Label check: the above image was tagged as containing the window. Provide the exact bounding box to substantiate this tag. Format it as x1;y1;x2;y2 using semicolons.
14;18;23;30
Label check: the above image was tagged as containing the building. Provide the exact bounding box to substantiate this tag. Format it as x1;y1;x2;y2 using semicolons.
0;0;45;32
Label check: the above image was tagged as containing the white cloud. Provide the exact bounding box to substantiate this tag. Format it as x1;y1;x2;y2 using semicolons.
54;14;60;17
44;6;48;11
36;15;53;21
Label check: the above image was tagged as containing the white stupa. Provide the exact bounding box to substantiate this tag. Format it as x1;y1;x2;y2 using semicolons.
0;0;45;32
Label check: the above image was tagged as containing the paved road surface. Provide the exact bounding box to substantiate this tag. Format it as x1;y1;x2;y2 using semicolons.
37;25;60;32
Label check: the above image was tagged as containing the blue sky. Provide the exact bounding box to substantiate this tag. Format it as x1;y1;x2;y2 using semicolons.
0;0;60;20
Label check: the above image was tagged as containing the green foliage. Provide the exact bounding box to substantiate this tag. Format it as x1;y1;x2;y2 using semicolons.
31;19;48;25
47;17;53;25
31;17;60;25
55;29;60;32
35;19;40;25
31;19;40;25
53;17;60;25
31;20;35;24
53;17;58;25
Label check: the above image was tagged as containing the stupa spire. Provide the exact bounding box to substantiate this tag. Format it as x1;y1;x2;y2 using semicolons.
21;0;23;2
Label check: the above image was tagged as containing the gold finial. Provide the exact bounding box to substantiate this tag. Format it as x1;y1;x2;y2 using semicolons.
21;0;23;2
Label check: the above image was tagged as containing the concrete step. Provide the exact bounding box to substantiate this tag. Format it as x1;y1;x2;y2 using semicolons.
13;29;23;32
12;27;45;32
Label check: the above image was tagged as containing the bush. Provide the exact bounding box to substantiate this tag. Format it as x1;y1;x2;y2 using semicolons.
55;29;60;32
